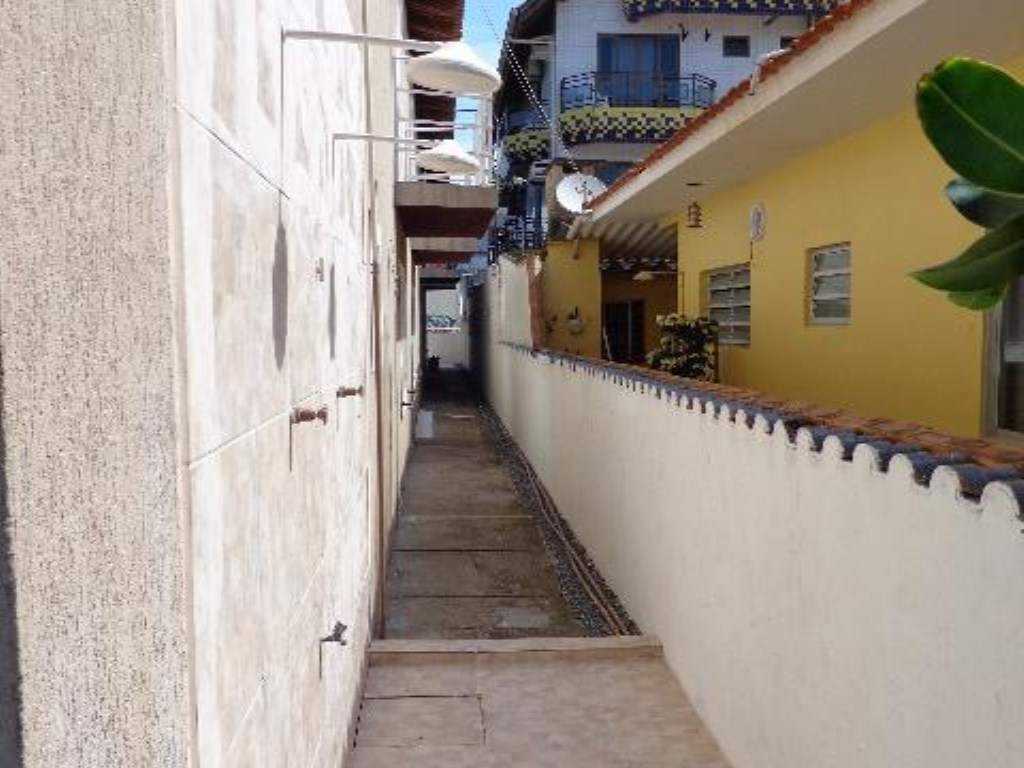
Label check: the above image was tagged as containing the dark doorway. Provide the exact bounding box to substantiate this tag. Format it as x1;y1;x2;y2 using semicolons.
603;300;645;364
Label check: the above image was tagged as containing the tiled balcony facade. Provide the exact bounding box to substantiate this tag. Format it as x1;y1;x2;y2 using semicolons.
557;71;715;146
621;0;837;21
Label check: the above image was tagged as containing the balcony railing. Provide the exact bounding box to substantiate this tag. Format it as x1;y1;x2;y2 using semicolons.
560;72;716;111
499;103;550;138
491;214;546;254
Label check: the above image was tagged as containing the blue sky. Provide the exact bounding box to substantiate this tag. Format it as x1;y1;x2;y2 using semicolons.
455;0;521;150
463;0;522;67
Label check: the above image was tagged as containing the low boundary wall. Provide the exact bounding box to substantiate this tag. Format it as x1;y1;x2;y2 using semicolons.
487;341;1024;768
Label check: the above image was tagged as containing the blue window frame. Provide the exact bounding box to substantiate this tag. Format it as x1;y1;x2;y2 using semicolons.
596;34;680;107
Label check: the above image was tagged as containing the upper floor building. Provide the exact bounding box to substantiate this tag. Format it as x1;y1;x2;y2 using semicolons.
491;0;836;255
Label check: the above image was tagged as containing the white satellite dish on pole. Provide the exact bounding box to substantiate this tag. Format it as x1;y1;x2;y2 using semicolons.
556;173;608;214
417;139;481;175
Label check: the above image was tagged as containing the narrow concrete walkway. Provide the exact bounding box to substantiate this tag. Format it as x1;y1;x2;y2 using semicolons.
383;373;584;639
359;372;732;767
351;638;731;768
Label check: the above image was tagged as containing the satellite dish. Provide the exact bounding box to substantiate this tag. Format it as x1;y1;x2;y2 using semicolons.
556;173;608;214
407;42;502;96
417;139;481;175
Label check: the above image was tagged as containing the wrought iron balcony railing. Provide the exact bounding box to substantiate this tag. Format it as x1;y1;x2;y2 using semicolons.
491;214;546;254
560;71;716;111
498;103;550;138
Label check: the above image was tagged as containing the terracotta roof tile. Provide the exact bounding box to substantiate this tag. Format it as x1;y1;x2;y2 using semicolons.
510;343;1024;492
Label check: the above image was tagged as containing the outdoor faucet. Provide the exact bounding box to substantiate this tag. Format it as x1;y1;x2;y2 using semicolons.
291;406;329;426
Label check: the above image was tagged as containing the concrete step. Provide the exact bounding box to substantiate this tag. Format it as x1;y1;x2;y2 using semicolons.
352;637;731;768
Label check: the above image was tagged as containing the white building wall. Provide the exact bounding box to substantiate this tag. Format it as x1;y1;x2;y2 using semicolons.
554;1;807;107
173;1;416;766
426;287;470;369
483;272;1024;768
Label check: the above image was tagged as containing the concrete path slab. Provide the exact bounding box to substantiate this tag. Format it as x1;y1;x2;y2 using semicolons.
387;551;564;597
384;596;585;639
392;516;542;551
357;696;483;748
384;375;585;638
352;639;732;768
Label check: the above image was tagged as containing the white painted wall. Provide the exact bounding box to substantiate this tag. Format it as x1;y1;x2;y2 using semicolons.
548;1;807;158
427;287;469;368
173;1;417;766
483;274;1024;768
555;1;807;95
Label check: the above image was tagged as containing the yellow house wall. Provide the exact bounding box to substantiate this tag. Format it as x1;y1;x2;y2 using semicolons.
542;239;602;357
675;55;1024;437
602;273;678;353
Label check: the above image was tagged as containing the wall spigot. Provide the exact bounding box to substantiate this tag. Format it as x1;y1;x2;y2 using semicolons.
320;621;348;647
337;385;364;399
291;406;329;425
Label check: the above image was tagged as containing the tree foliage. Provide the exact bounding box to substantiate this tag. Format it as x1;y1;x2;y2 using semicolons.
914;58;1024;309
646;314;718;379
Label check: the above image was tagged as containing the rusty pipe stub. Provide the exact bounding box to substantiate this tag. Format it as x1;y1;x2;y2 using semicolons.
291;406;329;426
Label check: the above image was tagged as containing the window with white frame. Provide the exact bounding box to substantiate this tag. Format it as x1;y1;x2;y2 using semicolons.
808;244;852;324
706;264;751;345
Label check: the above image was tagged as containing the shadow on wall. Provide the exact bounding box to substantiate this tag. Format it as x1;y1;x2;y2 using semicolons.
273;218;289;370
328;263;337;360
0;357;24;765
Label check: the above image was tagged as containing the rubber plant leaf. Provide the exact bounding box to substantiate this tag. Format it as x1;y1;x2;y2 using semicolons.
946;179;1024;229
917;58;1024;193
912;212;1024;292
947;284;1009;310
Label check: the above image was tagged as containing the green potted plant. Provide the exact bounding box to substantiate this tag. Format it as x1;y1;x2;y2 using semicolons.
646;314;719;380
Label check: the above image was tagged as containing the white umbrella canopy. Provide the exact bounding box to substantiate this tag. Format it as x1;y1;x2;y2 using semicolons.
407;41;501;96
417;139;481;175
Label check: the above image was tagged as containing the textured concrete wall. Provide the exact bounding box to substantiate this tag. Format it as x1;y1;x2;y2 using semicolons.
0;2;187;766
0;0;418;765
172;0;417;766
484;275;1024;767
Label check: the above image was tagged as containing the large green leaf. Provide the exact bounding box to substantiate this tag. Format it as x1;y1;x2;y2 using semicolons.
947;284;1008;310
917;58;1024;193
946;179;1024;229
912;212;1024;292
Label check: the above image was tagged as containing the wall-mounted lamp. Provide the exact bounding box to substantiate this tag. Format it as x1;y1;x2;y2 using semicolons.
281;30;501;184
687;202;704;229
405;41;502;96
417;139;481;175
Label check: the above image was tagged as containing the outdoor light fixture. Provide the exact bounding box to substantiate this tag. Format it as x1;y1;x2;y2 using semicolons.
406;41;501;96
687;202;704;229
416;139;482;175
281;29;501;183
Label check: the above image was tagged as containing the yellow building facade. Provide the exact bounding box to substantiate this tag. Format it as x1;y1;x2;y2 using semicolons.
670;55;1024;438
540;239;678;361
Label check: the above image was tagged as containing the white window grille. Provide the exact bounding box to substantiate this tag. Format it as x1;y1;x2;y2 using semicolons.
809;244;852;324
706;264;751;346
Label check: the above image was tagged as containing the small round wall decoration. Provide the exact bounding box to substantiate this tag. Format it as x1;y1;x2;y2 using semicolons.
749;202;767;243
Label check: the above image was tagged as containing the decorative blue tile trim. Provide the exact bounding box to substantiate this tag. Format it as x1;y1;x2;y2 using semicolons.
622;0;837;21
